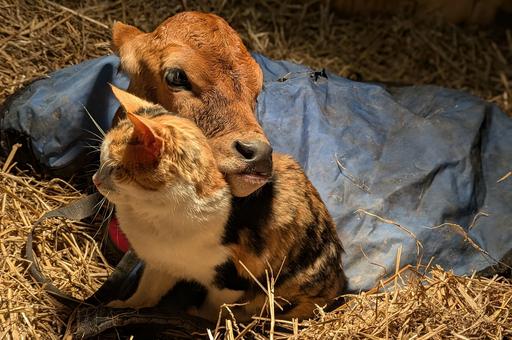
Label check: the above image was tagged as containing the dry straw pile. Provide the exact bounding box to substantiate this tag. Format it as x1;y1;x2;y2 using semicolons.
294;267;512;339
0;147;112;338
0;0;511;339
219;266;512;339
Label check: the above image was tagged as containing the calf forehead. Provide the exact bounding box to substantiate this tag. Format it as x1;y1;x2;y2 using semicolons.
155;12;242;51
151;14;254;79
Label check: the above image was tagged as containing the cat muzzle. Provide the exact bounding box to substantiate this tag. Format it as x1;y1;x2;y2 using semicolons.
92;173;102;188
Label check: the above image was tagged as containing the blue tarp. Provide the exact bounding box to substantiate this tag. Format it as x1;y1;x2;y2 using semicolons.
2;54;511;292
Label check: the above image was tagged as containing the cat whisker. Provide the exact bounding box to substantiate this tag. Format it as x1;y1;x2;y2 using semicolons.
84;138;104;146
84;169;100;177
83;143;100;150
93;199;115;240
101;203;115;242
90;197;107;239
83;139;103;147
85;146;101;152
92;196;107;214
81;104;106;137
81;128;105;142
86;149;100;156
98;160;114;174
103;203;114;225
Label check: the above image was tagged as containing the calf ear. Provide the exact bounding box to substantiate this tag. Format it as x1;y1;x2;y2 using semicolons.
112;21;144;52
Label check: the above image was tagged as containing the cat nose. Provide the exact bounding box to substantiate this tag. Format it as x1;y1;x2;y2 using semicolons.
233;140;273;175
92;173;102;187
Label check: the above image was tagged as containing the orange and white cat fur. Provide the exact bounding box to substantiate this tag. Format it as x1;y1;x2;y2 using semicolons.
94;87;346;321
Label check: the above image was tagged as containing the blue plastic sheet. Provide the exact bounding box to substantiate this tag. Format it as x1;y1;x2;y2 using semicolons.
2;54;511;291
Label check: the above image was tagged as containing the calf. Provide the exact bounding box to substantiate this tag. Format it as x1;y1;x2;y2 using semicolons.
109;11;346;320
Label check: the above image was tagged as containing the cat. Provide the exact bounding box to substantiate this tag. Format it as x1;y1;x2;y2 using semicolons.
94;86;346;320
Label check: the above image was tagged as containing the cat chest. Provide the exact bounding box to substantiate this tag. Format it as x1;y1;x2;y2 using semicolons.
128;224;230;283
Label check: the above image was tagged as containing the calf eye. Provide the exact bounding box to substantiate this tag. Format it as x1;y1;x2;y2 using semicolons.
164;68;190;90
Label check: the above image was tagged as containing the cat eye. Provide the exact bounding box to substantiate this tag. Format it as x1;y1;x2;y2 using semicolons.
164;68;191;90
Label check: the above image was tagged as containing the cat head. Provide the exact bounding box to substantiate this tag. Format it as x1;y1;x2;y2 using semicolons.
111;12;272;197
93;86;228;207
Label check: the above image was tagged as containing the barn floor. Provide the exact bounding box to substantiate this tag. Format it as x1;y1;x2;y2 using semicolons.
0;0;511;339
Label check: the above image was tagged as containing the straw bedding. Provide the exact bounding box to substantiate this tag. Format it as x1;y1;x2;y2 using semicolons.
0;146;112;338
293;267;512;339
0;0;511;339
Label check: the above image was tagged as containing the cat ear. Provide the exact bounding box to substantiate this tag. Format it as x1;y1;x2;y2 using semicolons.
126;111;164;159
112;21;144;53
110;85;153;114
110;85;163;160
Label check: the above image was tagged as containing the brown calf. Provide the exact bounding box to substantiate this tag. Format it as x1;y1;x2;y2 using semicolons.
112;12;271;197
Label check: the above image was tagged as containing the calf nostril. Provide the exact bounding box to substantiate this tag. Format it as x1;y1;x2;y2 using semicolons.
233;140;273;175
234;140;256;160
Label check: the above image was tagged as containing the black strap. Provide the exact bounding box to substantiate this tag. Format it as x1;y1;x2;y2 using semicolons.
73;305;213;339
24;193;214;338
24;193;103;308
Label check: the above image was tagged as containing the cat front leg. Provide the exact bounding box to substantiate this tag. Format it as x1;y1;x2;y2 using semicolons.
108;264;176;309
191;287;244;320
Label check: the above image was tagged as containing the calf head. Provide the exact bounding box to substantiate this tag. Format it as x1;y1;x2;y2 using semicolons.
112;12;271;197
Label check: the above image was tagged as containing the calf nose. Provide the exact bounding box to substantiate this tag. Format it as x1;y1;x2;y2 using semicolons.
234;140;273;175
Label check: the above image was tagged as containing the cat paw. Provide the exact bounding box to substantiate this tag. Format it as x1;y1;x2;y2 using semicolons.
107;299;132;309
186;306;200;316
107;297;159;309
